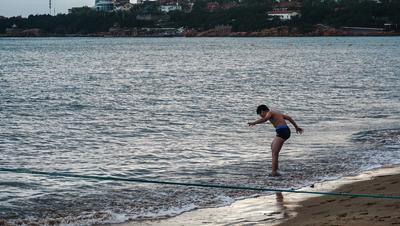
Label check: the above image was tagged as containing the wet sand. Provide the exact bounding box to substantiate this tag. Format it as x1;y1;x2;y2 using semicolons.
114;166;400;226
278;168;400;226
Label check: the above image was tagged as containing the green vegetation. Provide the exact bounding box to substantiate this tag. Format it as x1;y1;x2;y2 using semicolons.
171;0;274;31
0;0;399;35
301;0;399;28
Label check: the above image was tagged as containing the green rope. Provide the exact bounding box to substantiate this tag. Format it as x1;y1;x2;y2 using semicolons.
1;167;399;200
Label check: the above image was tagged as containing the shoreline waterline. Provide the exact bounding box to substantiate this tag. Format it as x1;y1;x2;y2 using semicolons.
111;165;400;226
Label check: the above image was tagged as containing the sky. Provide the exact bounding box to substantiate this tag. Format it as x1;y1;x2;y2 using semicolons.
0;0;110;17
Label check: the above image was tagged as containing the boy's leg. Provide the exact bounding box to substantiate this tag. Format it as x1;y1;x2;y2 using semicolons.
271;136;285;176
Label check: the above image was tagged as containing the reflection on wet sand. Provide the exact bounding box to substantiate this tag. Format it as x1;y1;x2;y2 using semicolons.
275;192;290;219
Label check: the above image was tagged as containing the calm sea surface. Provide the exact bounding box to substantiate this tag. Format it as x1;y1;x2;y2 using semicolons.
0;37;399;225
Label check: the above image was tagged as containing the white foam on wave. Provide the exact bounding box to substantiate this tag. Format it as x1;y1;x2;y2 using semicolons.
127;194;237;221
133;203;198;219
213;195;235;207
8;210;130;226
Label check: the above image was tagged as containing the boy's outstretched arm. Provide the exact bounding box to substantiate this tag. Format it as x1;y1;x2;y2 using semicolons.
283;114;304;134
248;116;269;126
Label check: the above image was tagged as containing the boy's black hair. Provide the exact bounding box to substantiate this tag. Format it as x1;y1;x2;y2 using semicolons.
256;104;269;115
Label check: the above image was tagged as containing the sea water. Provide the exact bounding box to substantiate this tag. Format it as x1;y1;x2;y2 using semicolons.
0;37;399;225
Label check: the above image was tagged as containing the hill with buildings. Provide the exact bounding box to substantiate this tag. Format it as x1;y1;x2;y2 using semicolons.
0;0;399;37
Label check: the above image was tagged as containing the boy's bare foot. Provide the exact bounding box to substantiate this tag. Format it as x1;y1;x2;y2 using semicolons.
269;172;281;177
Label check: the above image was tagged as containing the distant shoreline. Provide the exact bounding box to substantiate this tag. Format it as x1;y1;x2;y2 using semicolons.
1;33;399;38
2;25;400;38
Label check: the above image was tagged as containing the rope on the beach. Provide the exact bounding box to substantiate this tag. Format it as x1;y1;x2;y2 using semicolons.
1;167;400;200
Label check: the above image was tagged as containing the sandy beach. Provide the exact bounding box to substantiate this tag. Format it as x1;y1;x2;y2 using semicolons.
115;166;400;226
278;168;400;226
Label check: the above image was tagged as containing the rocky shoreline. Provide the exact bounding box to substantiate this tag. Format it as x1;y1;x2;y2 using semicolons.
1;26;399;38
185;26;400;37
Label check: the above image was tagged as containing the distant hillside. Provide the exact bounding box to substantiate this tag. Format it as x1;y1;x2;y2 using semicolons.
0;0;399;36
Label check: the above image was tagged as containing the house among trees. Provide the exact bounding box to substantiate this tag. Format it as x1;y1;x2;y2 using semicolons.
94;0;133;12
157;0;194;13
113;0;135;11
5;24;23;35
160;2;182;13
267;0;302;21
95;0;115;11
5;24;43;36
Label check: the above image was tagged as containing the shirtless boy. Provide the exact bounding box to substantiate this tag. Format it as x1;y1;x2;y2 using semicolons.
248;105;304;176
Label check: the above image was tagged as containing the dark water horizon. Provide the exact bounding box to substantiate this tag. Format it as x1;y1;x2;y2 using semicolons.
0;37;399;225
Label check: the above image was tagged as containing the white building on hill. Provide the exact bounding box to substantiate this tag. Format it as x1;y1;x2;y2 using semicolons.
160;4;182;13
267;1;301;21
95;0;115;11
268;10;300;20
